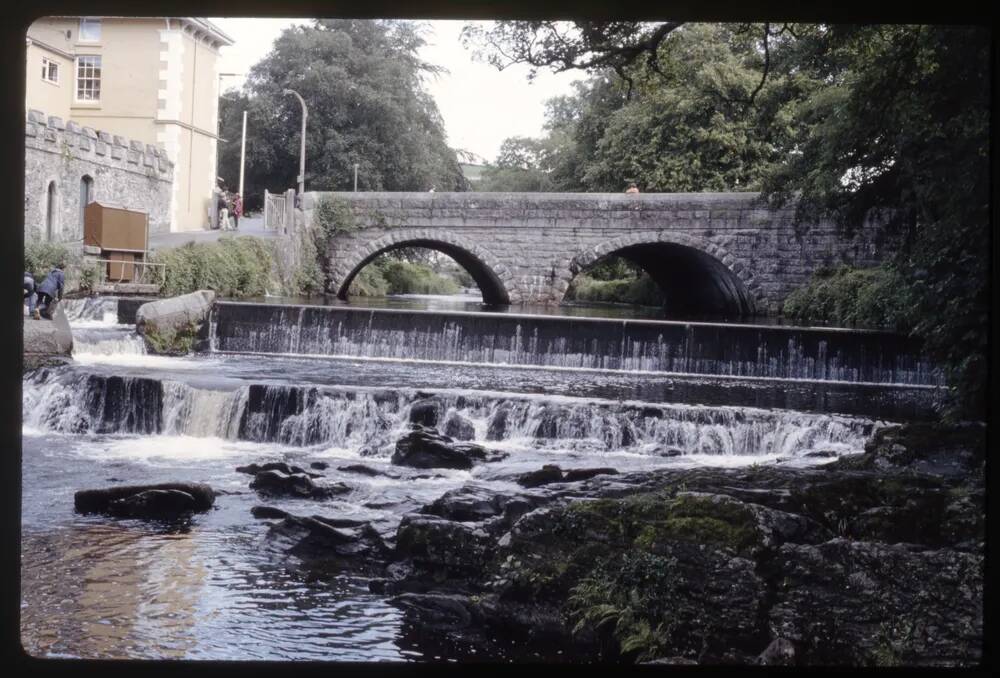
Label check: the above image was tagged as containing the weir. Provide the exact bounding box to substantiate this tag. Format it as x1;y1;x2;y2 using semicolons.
210;301;941;385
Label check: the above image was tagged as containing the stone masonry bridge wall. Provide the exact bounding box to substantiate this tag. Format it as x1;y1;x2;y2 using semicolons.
300;191;893;314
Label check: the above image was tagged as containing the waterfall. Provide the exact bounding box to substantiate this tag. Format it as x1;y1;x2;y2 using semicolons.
209;302;943;385
22;369;877;459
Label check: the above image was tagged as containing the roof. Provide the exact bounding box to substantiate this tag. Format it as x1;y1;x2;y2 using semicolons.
42;16;235;46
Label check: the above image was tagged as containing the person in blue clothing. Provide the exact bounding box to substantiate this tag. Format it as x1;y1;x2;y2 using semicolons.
23;271;37;317
34;263;65;320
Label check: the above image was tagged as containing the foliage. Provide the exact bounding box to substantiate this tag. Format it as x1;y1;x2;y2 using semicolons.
24;240;75;281
565;273;663;307
310;195;357;291
150;237;273;298
346;256;460;297
77;261;103;293
782;265;916;331
219;19;467;211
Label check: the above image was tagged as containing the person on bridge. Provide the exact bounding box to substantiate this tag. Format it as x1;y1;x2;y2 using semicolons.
233;193;243;230
23;271;37;318
625;182;640;194
35;263;65;320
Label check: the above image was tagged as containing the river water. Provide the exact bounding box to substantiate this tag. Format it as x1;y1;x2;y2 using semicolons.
20;296;943;661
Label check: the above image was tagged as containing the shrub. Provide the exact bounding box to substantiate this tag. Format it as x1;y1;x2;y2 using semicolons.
566;272;664;307
24;240;77;281
782;265;915;331
150;236;273;298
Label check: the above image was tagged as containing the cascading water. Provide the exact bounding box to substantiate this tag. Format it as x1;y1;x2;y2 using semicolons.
61;297;147;357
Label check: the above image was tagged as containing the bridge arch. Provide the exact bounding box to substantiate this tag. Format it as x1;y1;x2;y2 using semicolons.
561;232;766;316
332;229;514;305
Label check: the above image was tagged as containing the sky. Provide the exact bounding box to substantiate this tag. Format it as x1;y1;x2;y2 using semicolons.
209;18;583;163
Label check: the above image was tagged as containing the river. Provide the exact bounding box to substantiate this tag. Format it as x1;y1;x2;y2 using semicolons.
20;295;944;660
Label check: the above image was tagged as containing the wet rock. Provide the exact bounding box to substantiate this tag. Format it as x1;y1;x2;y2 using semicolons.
390;592;474;630
395;514;494;577
338;464;393;477
249;469;350;499
75;482;215;515
654;446;685;457
251;505;290;520
562;467;619;483
266;513;390;573
803;450;838;459
107;489;199;520
486;404;512;440
408;398;442;428
392;428;504;469
767;539;983;666
757;638;796;666
516;465;565;488
443;412;476;441
309;461;329;470
236;462;323;478
421;485;547;529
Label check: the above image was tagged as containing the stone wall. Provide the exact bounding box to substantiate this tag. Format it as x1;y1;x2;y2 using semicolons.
301;192;895;313
24;108;174;242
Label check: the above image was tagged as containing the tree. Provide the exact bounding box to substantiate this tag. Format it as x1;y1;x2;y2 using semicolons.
219;20;467;211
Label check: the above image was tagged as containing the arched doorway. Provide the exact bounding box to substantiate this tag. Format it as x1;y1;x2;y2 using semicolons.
45;181;57;241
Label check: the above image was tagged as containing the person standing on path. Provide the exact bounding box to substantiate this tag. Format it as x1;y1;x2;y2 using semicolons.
233;193;243;230
35;263;65;320
23;271;37;317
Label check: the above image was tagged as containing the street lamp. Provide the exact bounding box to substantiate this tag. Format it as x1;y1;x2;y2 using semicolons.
284;88;307;197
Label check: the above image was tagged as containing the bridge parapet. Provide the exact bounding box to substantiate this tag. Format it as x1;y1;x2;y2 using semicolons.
301;191;892;313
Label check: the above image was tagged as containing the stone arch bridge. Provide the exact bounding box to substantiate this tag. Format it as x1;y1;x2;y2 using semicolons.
299;192;891;315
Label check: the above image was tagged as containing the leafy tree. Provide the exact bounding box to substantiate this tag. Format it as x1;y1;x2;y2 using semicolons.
219;20;467;211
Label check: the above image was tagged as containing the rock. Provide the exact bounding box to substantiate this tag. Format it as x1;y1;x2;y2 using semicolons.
395;514;493;577
24;304;73;370
338;464;392;477
408;398;442;427
758;638;796;666
251;506;290;520
236;462;323;478
486;404;512;440
107;489;198;520
249;469;350;499
136;289;215;338
803;450;838;459
421;485;547;528
443;412;476;441
561;467;619;483
654;446;685;457
265;513;390;572
75;482;215;514
391;428;500;469
516;465;565;488
767;539;983;666
389;593;473;630
309;461;329;470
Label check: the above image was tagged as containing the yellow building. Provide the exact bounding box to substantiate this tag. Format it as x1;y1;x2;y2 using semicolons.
25;16;234;232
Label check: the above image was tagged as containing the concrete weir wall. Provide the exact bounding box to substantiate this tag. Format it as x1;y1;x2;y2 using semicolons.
300;192;895;314
24;108;174;241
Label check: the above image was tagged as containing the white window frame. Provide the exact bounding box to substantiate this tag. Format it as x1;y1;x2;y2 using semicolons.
41;57;59;85
78;18;101;43
75;55;101;103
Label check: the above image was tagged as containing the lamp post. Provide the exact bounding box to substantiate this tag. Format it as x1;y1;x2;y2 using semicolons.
284;88;307;196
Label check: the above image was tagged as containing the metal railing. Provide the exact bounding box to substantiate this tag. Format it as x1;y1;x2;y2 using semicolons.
85;258;167;287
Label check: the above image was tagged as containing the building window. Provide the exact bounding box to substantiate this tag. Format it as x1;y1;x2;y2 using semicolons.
41;57;59;84
75;56;101;102
79;18;101;42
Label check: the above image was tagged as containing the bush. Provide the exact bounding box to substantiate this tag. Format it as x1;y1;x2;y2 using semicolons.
150;236;273;298
782;265;915;331
566;272;664;307
24;240;77;281
345;257;461;297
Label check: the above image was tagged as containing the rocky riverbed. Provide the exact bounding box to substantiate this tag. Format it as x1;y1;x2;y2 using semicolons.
233;420;984;666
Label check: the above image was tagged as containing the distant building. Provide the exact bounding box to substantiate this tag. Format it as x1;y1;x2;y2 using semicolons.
25;16;234;237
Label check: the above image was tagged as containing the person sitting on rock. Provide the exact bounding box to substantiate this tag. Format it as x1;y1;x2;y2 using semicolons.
35;263;65;320
23;271;37;318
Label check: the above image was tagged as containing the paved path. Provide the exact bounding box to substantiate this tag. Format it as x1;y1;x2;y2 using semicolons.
148;214;280;250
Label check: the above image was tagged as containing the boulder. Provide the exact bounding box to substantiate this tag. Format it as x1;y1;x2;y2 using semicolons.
443;412;476;441
392;428;505;469
23;304;73;370
310;461;329;470
338;464;393;477
75;482;215;515
107;489;199;520
236;461;323;478
390;592;474;630
249;469;350;499
517;464;564;488
395;514;493;576
135;290;215;353
421;485;547;527
408;398;442;427
561;467;620;483
265;513;390;572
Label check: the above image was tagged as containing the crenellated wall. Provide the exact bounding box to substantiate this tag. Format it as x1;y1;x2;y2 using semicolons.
24;108;174;242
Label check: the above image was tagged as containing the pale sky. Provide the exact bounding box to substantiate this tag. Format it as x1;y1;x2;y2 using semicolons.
209;18;583;163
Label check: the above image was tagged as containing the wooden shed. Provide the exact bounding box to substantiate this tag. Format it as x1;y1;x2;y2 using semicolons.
83;202;149;282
